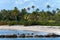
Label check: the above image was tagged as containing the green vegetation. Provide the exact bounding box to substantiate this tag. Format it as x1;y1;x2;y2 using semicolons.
0;5;60;26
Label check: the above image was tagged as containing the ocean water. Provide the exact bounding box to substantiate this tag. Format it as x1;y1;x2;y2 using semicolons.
0;38;60;40
0;30;60;40
0;30;48;35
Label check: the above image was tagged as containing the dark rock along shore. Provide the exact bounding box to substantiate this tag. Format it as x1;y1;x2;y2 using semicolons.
0;33;60;38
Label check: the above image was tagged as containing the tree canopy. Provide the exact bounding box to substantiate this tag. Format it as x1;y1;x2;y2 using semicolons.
0;5;60;26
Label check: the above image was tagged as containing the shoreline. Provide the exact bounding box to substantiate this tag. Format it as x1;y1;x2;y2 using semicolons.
0;25;60;35
0;33;60;38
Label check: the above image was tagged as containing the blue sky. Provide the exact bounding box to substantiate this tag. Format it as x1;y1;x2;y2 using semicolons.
0;0;60;11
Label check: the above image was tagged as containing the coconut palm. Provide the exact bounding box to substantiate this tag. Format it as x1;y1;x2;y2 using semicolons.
27;7;30;13
47;5;50;11
27;7;30;11
32;6;35;11
52;10;56;14
56;8;59;11
36;8;39;12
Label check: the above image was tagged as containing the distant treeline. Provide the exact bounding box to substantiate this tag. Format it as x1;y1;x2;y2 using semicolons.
0;5;60;26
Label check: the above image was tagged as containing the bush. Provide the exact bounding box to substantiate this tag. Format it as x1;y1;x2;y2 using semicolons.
0;21;7;25
18;19;26;25
7;21;17;25
24;21;31;26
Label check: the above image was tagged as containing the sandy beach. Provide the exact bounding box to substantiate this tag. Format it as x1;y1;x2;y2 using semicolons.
0;25;60;35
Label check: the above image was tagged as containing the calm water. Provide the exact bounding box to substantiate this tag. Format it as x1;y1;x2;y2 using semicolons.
0;30;60;40
0;38;60;40
0;30;48;35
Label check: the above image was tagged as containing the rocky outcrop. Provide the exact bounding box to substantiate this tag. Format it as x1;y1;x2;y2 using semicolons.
0;33;60;38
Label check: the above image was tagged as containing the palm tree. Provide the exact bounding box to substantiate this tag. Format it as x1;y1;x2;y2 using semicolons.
56;8;60;13
27;7;30;13
1;9;8;21
56;8;59;11
36;8;39;12
47;5;50;11
21;8;27;15
56;8;59;12
10;7;19;24
27;7;30;11
32;6;35;11
52;10;56;14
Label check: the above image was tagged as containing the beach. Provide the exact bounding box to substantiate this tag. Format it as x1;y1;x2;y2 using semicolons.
0;25;60;35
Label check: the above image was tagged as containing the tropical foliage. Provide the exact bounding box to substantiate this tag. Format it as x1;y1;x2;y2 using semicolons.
0;5;60;26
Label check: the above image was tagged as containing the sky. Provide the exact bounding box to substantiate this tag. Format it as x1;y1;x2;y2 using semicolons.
0;0;60;11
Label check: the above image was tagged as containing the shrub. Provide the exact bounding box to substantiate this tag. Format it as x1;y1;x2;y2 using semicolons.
0;21;7;25
24;21;31;26
7;21;17;25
